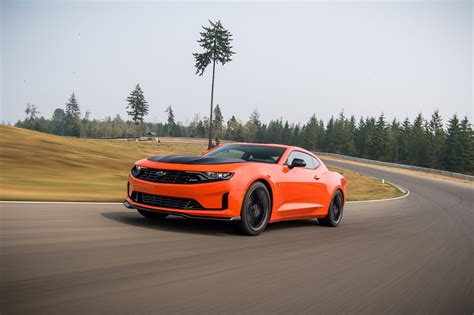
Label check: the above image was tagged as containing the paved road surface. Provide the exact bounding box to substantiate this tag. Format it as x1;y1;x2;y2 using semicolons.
1;160;473;314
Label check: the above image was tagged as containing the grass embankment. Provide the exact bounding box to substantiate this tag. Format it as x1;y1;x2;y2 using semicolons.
0;125;403;202
330;167;403;201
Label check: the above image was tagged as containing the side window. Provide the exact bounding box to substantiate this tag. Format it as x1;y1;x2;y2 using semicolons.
311;156;320;169
286;151;316;169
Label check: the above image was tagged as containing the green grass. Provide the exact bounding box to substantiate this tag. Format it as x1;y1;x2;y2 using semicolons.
328;167;404;201
0;125;403;202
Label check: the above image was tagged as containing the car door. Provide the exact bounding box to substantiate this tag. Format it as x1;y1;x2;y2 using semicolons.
280;151;325;217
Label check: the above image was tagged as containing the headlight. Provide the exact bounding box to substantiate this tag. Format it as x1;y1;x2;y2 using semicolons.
131;164;147;177
204;172;234;180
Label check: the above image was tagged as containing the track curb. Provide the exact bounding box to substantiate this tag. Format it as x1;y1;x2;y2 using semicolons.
346;181;410;204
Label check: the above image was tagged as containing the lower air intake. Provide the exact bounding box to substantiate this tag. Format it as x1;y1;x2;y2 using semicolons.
136;192;204;210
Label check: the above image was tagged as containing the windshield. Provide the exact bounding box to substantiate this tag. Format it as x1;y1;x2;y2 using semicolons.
205;144;286;164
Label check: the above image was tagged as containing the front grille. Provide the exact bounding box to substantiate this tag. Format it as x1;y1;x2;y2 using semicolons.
136;168;205;184
136;192;204;210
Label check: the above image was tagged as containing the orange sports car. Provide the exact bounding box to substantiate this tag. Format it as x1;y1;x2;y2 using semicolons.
124;143;346;235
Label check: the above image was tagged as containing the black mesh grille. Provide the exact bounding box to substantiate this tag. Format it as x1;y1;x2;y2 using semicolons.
136;192;204;210
136;168;205;184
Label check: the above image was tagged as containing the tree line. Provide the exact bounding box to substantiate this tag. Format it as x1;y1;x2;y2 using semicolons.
14;94;473;175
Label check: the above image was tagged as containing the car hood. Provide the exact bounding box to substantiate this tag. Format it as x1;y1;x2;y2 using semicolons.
147;155;245;165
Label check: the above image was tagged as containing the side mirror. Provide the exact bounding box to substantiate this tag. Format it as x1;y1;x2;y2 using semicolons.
288;158;306;169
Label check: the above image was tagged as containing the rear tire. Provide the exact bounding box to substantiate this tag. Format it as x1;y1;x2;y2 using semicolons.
319;190;344;227
238;182;271;236
137;209;168;220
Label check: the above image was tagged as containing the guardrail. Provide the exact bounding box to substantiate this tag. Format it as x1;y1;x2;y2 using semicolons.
314;151;474;182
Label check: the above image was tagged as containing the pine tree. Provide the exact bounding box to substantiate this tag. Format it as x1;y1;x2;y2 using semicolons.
409;114;430;167
196;120;206;138
193;20;235;149
256;123;267;143
373;113;390;161
126;84;149;138
324;116;335;152
292;124;301;147
213;104;224;139
303;115;323;151
347;115;357;155
64;93;81;137
332;111;346;154
427;110;446;169
165;105;177;136
354;117;367;157
282;121;290;145
225;115;244;141
332;111;356;155
388;119;400;162
444;115;463;172
398;118;412;163
364;117;377;159
459;116;474;174
225;115;240;140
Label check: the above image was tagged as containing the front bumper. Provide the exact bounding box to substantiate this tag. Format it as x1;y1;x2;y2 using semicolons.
124;200;241;221
127;173;244;220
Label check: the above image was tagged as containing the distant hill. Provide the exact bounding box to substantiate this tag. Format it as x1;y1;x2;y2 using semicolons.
0;125;205;201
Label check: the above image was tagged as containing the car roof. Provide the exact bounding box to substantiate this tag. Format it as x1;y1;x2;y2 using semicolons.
222;142;312;154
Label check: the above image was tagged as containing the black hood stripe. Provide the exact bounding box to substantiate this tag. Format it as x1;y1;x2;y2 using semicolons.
147;155;245;165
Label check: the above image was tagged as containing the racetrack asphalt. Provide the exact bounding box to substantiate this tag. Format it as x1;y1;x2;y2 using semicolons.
1;159;473;314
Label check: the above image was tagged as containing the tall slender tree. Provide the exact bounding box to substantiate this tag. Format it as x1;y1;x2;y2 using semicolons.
193;20;235;149
126;84;149;138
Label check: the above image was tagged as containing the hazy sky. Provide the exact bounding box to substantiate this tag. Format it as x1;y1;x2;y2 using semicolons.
1;1;472;125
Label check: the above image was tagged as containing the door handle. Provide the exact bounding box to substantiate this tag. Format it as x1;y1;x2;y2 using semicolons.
314;175;320;180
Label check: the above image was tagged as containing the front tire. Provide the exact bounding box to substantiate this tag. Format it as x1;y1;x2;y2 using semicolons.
238;182;271;236
319;190;344;227
137;209;168;220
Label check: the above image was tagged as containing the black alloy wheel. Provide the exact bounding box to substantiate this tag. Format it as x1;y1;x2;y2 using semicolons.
239;182;271;236
319;190;344;227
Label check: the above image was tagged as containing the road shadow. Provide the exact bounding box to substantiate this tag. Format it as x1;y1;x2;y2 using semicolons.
101;211;322;236
101;211;237;236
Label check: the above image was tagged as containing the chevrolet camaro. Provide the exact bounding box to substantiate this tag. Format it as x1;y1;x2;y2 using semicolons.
124;143;346;235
